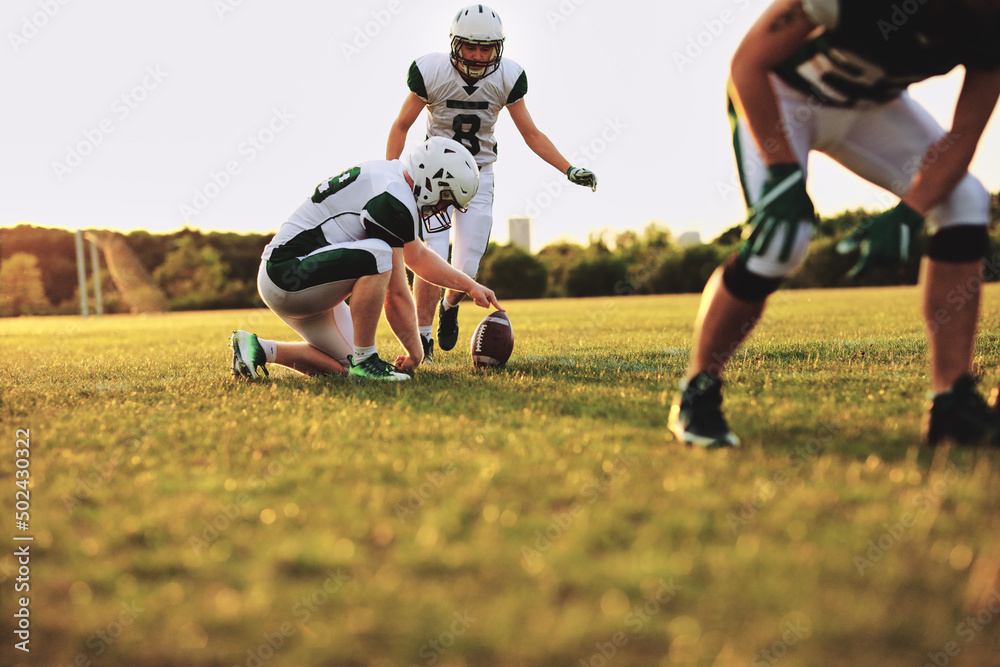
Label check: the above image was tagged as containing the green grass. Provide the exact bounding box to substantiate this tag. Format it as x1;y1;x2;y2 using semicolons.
2;286;1000;667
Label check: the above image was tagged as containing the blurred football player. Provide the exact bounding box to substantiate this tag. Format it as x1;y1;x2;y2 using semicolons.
230;137;502;383
670;0;1000;447
386;5;597;360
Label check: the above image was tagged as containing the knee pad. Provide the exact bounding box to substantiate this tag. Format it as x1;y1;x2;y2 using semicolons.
722;252;784;301
722;218;813;301
926;225;989;263
926;173;991;233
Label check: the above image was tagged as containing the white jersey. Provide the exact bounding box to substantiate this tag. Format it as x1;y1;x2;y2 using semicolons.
263;160;419;262
408;52;527;167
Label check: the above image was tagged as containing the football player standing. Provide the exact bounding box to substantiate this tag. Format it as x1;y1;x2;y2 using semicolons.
670;0;1000;447
386;5;597;360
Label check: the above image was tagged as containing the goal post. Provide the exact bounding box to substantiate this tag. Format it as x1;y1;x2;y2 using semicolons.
75;229;89;317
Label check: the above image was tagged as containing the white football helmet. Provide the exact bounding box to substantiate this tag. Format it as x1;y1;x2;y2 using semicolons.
449;5;504;80
404;137;480;234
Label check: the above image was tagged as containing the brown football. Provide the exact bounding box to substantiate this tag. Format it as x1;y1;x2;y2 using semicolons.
470;310;514;369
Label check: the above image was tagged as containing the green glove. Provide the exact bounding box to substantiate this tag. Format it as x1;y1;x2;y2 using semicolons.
567;166;597;192
836;202;923;279
740;164;815;263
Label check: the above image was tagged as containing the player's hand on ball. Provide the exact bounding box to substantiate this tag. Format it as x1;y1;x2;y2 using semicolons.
395;354;420;373
466;283;503;311
567;166;597;191
741;163;815;263
836;202;923;279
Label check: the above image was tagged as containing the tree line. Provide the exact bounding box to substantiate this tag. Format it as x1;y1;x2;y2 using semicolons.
2;195;998;316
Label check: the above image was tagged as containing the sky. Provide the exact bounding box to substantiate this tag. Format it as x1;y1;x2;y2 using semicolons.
4;0;1000;252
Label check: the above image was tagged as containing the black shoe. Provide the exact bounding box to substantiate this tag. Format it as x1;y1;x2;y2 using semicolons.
925;375;998;447
421;335;434;363
668;372;740;448
437;299;459;351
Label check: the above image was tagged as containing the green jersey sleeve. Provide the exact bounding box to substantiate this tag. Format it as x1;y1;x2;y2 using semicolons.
506;70;527;106
407;60;428;100
363;192;417;248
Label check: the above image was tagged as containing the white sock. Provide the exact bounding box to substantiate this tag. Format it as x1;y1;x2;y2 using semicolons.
419;326;433;340
441;299;456;311
258;338;277;363
352;344;377;363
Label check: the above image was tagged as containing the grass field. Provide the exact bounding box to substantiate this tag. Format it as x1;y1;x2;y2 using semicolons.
2;286;1000;667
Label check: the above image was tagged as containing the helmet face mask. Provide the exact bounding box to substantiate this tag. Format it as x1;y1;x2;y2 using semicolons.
405;137;480;235
424;209;454;235
420;191;469;235
450;38;502;80
449;5;504;81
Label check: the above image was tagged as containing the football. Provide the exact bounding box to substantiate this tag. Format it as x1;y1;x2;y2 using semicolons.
470;310;514;369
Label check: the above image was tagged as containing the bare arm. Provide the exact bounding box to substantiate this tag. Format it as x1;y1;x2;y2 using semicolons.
383;247;423;368
386;92;427;160
403;239;502;310
507;99;572;173
730;0;819;165
902;67;1000;215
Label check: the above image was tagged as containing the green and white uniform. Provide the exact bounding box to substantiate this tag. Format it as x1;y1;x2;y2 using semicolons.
730;0;1000;279
257;159;419;364
407;52;528;276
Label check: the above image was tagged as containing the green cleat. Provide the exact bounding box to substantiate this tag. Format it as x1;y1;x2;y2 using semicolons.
230;330;269;379
348;353;411;383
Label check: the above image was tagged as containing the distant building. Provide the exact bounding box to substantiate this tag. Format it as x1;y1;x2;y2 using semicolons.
508;215;532;253
678;231;701;247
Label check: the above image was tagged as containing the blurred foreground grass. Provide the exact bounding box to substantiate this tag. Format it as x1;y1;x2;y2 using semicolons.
1;286;1000;666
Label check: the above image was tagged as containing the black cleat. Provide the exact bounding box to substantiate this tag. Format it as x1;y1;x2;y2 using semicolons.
669;371;740;448
421;335;434;363
925;375;998;447
437;299;460;351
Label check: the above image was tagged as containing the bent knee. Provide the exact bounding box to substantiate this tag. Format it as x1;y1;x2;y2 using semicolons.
927;174;991;234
